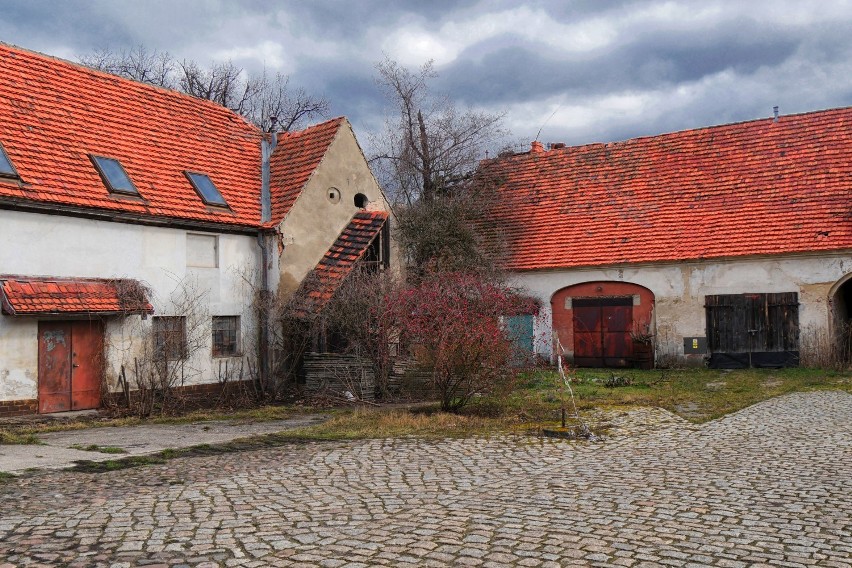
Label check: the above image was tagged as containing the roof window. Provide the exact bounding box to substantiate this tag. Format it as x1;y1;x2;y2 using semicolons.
90;155;139;196
185;171;228;207
0;143;19;178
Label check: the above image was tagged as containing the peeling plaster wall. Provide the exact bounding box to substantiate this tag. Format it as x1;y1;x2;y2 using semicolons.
275;123;396;298
510;252;852;364
0;209;260;403
0;317;38;400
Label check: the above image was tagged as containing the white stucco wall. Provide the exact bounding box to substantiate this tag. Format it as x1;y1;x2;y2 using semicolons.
510;252;852;363
0;209;260;402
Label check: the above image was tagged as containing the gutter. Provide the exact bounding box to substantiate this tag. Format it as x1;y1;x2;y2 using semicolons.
0;198;260;236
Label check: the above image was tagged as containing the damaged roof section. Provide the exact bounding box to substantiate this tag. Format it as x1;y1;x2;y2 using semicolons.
294;210;389;314
0;276;153;316
479;107;852;271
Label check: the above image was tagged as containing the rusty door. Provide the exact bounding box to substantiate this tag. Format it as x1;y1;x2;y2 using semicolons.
572;297;633;367
38;320;103;413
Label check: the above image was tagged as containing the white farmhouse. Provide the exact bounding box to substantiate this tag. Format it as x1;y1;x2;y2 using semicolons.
0;44;392;415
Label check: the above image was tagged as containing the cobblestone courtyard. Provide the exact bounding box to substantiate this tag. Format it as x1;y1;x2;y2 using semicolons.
1;391;850;567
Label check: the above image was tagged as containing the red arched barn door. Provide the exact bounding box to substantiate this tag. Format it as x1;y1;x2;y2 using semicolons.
552;281;655;368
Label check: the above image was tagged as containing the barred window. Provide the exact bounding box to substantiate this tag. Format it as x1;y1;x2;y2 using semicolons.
212;316;240;357
153;316;186;360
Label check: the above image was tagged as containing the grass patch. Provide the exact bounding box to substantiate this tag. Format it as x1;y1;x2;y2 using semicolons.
71;455;166;473
0;431;41;445
482;366;852;424
0;471;16;482
282;407;510;440
69;444;127;454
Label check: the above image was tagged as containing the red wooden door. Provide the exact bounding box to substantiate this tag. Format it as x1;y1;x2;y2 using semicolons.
38;320;103;413
572;297;633;368
573;304;603;367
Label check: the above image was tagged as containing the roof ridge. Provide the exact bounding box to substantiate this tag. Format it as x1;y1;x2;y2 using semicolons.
496;105;852;161
0;41;261;134
277;116;346;141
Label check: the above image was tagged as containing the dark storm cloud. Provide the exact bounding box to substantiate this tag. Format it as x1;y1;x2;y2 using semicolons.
0;0;133;53
439;22;801;106
1;0;851;150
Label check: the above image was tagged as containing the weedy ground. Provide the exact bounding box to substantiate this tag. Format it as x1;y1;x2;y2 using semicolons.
2;367;850;446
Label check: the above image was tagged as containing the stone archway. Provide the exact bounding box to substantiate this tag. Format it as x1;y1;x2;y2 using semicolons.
830;274;852;363
551;281;655;368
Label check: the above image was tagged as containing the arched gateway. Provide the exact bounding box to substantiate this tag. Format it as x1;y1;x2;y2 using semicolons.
551;282;655;368
830;273;852;363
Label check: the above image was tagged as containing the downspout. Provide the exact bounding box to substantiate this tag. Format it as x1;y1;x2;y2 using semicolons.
256;131;277;388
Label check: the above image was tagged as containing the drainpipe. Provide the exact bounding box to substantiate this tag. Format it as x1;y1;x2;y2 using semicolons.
256;131;278;388
261;131;276;224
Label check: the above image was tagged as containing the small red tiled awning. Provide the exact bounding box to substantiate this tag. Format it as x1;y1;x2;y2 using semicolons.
0;276;153;316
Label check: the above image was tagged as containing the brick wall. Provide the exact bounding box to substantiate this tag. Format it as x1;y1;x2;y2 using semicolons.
0;399;38;417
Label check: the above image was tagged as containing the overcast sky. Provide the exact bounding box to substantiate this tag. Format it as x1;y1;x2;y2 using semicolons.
2;0;851;152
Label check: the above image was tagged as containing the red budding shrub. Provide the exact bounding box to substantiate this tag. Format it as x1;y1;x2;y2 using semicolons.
394;271;538;411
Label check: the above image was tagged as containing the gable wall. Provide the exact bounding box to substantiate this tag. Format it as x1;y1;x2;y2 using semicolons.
511;251;852;365
275;126;391;297
0;209;260;403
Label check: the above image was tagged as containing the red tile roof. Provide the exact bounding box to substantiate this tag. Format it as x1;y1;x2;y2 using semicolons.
479;107;852;271
296;210;389;313
0;276;153;316
269;117;344;225
0;43;263;228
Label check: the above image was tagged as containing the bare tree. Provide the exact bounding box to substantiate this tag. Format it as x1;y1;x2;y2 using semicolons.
78;46;328;132
79;45;176;89
249;70;330;133
371;58;508;205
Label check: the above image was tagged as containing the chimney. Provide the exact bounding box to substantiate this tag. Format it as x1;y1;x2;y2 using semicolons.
530;140;545;154
773;106;779;122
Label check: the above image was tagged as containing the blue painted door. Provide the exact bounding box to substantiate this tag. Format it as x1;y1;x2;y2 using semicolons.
506;315;534;366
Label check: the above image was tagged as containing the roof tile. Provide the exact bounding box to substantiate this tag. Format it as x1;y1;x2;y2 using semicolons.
0;43;262;227
295;210;389;313
268;117;344;224
480;108;852;270
0;276;153;315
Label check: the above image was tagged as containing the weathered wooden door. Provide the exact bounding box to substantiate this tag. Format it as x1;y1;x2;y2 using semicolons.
572;297;633;367
705;292;799;368
506;314;535;366
38;320;103;413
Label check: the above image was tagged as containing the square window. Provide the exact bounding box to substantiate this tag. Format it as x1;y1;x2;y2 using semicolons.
186;233;218;268
185;171;228;207
90;155;140;196
0;143;19;178
153;316;187;360
212;316;240;357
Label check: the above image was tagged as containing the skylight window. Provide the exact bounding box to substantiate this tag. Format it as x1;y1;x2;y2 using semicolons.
90;155;139;196
0;143;19;178
185;171;228;207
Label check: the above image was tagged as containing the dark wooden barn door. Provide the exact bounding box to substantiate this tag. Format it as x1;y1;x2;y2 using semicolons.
38;320;104;413
572;297;633;367
705;293;799;368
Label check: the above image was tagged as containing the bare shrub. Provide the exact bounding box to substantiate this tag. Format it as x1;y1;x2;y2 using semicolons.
108;276;211;417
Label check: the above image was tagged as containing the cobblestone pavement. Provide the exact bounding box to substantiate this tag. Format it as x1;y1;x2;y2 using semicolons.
1;391;850;567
